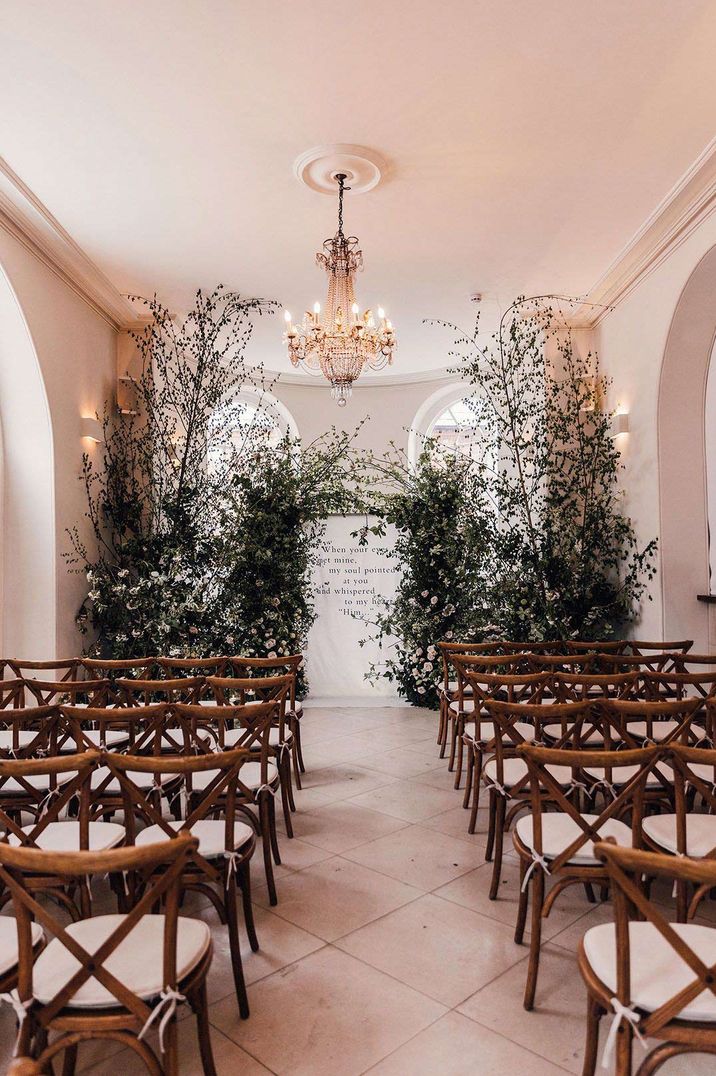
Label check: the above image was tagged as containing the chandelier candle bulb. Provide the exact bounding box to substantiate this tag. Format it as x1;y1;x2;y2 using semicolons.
284;170;396;403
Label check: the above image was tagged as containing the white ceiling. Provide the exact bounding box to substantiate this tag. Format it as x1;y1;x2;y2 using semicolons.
1;1;716;371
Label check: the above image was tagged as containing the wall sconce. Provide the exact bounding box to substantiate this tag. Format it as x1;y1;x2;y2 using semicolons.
610;412;629;437
80;416;103;443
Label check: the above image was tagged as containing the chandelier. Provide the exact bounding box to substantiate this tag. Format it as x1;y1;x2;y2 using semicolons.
284;173;396;406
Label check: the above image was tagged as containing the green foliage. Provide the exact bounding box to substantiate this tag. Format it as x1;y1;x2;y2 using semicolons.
66;286;359;688
357;442;495;709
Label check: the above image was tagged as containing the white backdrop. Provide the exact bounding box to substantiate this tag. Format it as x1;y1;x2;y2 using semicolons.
306;515;399;699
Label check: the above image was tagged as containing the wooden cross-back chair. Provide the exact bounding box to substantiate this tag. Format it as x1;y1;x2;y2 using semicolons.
643;743;716;922
63;704;191;822
580;842;716;1076
443;652;533;774
174;700;283;906
23;677;114;709
516;740;663;1011
436;642;498;755
0;751;125;920
205;671;297;824
596;652;685;676
525;653;597;675
448;659;551;829
227;654;306;778
108;746;257;1018
480;698;595;900
0;834;216;1076
641;672;716;739
565;639;628;655
8;658;80;683
81;656;158;680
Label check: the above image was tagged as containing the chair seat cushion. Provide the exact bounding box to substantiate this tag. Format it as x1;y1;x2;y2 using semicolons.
90;767;176;793
135;818;254;857
625;719;683;742
515;812;631;865
583;921;716;1022
0;771;76;795
223;727;293;749
542;722;608;746
61;730;129;751
583;763;673;789
483;757;574;790
642;813;716;858
464;721;535;744
32;913;211;1008
191;760;279;792
8;821;125;852
0;918;43;977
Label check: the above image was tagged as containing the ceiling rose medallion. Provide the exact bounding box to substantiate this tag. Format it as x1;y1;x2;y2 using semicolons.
284;149;396;406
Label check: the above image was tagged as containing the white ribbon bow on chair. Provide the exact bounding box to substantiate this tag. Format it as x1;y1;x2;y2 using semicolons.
138;986;186;1053
521;849;551;892
601;997;647;1069
0;990;34;1050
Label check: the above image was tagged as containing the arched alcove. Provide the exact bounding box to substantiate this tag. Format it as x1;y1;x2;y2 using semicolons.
407;381;474;466
0;264;55;657
658;243;716;651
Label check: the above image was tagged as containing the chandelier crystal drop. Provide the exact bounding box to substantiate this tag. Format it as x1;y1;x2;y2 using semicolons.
284;173;396;405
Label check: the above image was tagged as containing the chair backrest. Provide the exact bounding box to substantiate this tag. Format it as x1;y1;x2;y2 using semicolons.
0;752;99;851
82;656;157;680
0;705;69;758
448;654;538;712
115;676;205;706
23;678;114;707
594;652;684;675
204;673;292;732
526;654;596;673
61;703;194;756
624;639;693;655
174;700;278;757
519;741;663;874
594;841;716;1043
565;640;627;655
642;669;716;702
552;671;641;701
599;697;704;748
0;834;198;1026
227;655;302;707
155;656;227;677
8;659;80;682
502;640;565;654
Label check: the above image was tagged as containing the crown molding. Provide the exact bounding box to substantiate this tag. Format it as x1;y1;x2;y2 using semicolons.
0;157;143;331
571;136;716;328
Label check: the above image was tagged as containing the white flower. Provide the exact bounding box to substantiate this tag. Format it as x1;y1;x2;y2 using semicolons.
189;626;199;635
423;661;433;672
421;590;429;598
430;596;438;605
417;686;426;695
427;645;437;659
226;635;234;645
266;638;276;648
446;630;454;639
268;651;277;658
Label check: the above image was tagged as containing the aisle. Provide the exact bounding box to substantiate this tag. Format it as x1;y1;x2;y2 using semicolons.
3;704;714;1074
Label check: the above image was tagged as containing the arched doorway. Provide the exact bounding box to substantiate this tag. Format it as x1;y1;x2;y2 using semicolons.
658;243;716;650
0;264;55;657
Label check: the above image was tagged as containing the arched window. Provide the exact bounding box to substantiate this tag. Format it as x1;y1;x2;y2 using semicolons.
408;383;481;467
207;388;298;474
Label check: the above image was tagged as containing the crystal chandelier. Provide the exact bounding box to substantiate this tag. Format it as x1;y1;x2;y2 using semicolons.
284;173;396;406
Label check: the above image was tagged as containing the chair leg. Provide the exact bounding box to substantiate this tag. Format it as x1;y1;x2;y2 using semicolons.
523;866;544;1010
485;789;496;862
453;718;464;789
279;757;294;838
268;794;282;865
291;736;302;791
192;977;218;1076
447;715;457;771
259;794;278;906
514;857;529;944
437;699;446;747
295;721;306;774
582;995;602;1076
488;795;506;899
615;1013;633;1076
61;1043;78;1076
225;877;250;1018
462;746;473;809
238;860;260;952
468;752;483;834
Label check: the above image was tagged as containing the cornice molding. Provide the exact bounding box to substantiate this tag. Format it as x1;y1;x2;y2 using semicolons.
0;157;143;331
572;136;716;328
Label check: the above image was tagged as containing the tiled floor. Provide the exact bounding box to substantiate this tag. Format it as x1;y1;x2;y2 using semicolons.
2;703;713;1074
